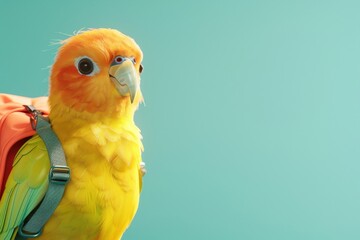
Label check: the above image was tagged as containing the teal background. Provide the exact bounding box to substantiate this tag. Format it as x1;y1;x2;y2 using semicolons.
1;0;360;239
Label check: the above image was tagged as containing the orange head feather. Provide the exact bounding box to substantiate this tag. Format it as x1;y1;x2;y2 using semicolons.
49;28;143;119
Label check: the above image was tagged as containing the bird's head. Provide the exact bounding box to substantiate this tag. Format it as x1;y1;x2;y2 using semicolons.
49;28;144;119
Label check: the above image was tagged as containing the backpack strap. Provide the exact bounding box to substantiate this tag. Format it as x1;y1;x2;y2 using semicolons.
16;106;70;239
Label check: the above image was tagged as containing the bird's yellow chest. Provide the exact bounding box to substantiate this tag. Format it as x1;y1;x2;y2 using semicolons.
37;123;142;240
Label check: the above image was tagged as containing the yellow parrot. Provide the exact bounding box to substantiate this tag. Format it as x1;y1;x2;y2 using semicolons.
0;28;145;240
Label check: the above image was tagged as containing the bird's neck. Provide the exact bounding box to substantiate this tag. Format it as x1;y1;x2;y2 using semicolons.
47;99;143;169
50;92;136;119
48;98;137;134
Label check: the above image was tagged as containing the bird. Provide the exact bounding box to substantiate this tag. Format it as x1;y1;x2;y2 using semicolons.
0;28;145;240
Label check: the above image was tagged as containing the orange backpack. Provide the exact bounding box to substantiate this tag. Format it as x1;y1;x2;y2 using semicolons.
0;93;49;197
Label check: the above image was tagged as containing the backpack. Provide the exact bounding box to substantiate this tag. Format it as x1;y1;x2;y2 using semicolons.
0;93;70;239
0;94;49;196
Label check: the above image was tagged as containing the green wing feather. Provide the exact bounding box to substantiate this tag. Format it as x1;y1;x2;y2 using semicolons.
0;135;50;239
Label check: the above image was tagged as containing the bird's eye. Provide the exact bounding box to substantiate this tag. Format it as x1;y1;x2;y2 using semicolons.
77;58;94;75
115;56;124;63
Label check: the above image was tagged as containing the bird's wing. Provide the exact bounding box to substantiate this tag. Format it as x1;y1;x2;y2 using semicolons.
0;135;50;239
139;162;146;192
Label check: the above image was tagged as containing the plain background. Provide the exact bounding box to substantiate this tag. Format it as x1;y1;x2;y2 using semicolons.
1;1;360;239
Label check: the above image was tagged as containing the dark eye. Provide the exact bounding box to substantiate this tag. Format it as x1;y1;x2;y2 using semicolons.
115;56;124;63
78;58;94;75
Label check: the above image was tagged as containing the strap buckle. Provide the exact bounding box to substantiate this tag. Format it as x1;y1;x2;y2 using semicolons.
49;165;70;185
24;105;41;130
18;221;42;238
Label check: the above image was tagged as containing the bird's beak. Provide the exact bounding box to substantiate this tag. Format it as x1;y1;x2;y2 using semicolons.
109;60;139;103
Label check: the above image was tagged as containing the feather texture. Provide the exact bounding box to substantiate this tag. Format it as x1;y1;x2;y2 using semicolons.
35;116;143;239
0;135;50;240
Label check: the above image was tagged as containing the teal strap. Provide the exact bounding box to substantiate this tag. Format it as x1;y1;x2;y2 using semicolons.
16;107;70;239
14;233;26;240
